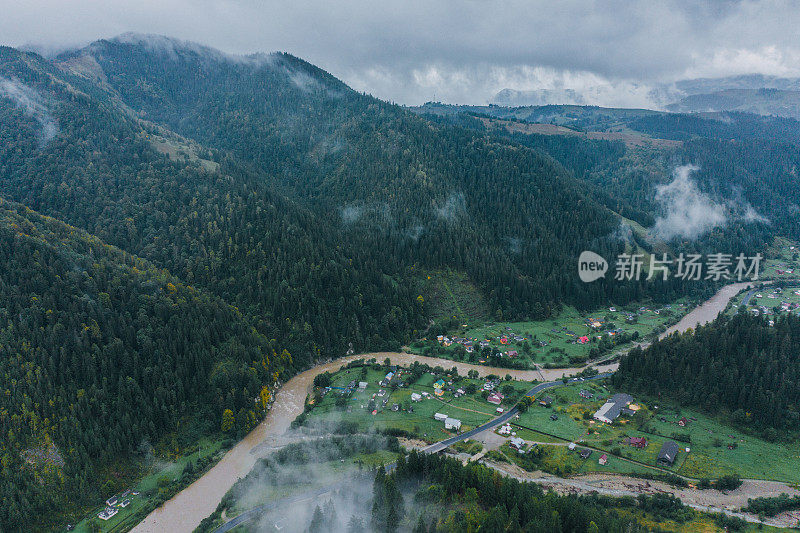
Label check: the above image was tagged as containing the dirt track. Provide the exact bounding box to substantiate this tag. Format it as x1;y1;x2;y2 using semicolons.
485;460;800;528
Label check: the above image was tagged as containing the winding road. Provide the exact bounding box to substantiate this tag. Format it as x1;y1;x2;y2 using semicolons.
132;281;760;533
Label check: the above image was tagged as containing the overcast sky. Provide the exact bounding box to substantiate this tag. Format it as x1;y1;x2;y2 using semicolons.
1;0;799;106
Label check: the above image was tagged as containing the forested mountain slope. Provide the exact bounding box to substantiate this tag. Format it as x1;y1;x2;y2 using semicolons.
57;35;652;315
0;43;424;368
417;104;796;257
1;36;650;339
614;312;800;439
0;198;287;529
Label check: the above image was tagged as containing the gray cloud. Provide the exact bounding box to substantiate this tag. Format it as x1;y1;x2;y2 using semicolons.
0;76;59;144
435;192;466;222
652;165;727;241
2;1;800;105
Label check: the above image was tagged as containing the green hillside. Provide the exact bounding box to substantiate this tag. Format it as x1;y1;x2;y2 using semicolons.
0;198;286;530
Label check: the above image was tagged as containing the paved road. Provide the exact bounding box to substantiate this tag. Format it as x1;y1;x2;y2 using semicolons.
423;373;611;454
213;372;612;532
740;287;758;306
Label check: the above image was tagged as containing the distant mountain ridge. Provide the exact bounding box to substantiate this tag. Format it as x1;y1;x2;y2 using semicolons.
492;73;800;118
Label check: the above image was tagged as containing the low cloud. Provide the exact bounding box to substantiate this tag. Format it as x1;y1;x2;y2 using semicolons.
742;203;769;224
340;205;365;224
651;165;726;240
610;220;634;243
435;192;466;222
0;76;59;145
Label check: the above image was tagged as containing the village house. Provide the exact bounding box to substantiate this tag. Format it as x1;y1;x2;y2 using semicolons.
445;417;461;431
598;454;608;466
579;389;593;399
626;436;648;449
411;392;422;402
487;392;504;405
593;393;634;424
434;412;448;422
509;436;526;453
568;442;577;451
539;395;553;408
98;507;119;521
657;441;680;466
579;449;592;459
678;417;689;427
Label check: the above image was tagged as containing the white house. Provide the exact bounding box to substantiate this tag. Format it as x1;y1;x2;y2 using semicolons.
98;507;119;521
358;382;368;390
445;417;461;430
411;392;422;402
509;436;526;453
434;412;448;421
593;393;634;424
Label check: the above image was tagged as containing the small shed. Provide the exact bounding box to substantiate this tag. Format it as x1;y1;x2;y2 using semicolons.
434;412;448;421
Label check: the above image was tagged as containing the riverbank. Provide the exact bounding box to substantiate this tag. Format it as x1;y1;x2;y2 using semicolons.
132;281;754;533
484;459;800;528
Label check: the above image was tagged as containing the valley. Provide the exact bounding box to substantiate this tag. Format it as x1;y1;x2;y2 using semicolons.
117;280;784;533
2;28;800;533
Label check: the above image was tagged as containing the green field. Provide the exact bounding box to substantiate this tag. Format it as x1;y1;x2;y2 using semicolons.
728;283;800;318
514;381;800;483
305;365;800;484
760;237;800;280
304;364;533;442
71;436;228;532
408;301;690;369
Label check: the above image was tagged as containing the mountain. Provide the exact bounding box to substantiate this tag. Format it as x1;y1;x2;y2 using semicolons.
491;74;800;113
0;41;425;367
413;101;800;254
0;197;286;530
8;34;644;322
666;88;800;119
0;35;664;526
2;34;800;528
674;74;800;94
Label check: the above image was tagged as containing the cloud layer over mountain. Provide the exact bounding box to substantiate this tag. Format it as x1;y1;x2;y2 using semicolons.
2;0;800;106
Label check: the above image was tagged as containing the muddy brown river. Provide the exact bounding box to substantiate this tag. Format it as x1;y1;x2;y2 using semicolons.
132;282;752;533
